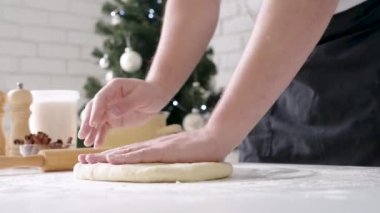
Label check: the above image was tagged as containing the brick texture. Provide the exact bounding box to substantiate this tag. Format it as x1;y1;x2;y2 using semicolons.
213;0;262;88
0;0;104;95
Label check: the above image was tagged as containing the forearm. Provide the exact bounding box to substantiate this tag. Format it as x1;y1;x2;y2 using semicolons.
146;0;220;101
207;0;338;152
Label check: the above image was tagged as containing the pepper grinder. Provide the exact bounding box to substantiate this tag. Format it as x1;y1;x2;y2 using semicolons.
7;83;33;156
0;91;6;155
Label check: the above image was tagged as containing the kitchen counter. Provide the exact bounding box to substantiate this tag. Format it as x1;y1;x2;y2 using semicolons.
1;163;380;213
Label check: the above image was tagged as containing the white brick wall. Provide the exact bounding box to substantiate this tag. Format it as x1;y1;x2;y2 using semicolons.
212;0;262;88
0;0;105;94
0;0;106;131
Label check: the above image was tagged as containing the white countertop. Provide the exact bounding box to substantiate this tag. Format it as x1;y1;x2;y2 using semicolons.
1;163;380;213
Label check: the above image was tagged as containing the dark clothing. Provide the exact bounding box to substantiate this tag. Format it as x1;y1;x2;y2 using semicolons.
239;0;380;166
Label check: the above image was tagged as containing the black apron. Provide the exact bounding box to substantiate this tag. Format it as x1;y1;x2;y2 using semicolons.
239;0;380;166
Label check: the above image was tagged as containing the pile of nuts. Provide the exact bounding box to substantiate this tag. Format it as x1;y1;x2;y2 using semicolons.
13;131;72;149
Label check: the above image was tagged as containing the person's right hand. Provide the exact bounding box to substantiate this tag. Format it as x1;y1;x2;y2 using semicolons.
78;78;170;148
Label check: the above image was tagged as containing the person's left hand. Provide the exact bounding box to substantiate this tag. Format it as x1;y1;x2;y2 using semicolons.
78;128;230;164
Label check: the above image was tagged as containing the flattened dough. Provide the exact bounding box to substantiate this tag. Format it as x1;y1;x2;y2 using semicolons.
73;162;233;183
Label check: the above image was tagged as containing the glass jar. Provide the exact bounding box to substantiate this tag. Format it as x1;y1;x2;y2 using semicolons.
29;90;80;148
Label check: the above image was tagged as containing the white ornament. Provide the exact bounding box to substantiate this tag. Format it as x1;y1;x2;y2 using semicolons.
99;55;110;69
182;109;206;131
120;47;143;73
105;71;114;82
111;14;122;25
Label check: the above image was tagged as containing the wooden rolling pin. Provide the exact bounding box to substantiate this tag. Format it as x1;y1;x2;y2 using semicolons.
0;148;107;172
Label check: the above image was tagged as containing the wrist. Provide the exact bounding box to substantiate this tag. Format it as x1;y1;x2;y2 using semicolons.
203;122;240;157
145;77;174;106
146;76;176;102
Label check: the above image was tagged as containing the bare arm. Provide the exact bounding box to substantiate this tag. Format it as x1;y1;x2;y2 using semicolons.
146;0;220;101
207;0;339;153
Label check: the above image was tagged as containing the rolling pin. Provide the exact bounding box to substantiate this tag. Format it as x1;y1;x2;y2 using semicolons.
0;148;107;172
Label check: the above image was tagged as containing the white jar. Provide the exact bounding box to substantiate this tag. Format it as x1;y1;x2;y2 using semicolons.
29;90;80;148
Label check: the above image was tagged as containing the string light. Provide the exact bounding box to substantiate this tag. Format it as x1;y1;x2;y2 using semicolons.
148;8;155;19
110;10;117;16
119;10;126;16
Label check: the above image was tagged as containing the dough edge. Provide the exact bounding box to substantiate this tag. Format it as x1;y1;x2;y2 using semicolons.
73;162;233;183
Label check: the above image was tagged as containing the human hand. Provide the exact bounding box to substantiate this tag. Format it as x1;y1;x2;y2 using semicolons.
78;128;231;164
78;78;170;148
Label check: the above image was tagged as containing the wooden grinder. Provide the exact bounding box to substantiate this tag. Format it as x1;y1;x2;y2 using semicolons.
7;83;33;156
0;91;6;155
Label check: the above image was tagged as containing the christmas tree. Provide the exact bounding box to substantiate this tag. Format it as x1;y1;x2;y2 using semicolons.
83;0;221;128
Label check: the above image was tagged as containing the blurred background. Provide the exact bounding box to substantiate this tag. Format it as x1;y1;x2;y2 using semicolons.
0;0;263;154
0;0;262;94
